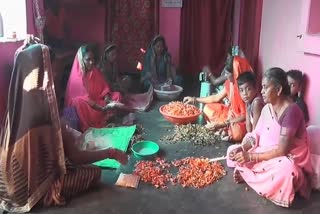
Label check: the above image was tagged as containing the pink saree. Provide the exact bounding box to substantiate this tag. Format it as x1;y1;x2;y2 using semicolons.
227;103;313;207
65;55;121;132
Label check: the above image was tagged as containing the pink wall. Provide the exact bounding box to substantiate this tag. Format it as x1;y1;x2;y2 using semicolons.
259;0;320;125
159;7;181;65
0;0;36;122
0;41;23;122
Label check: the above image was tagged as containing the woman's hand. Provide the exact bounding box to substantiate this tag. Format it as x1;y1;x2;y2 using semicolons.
205;121;225;130
202;66;213;77
229;146;243;161
243;136;256;147
234;151;250;164
104;96;111;103
24;34;41;46
104;101;125;110
183;96;195;104
106;148;128;165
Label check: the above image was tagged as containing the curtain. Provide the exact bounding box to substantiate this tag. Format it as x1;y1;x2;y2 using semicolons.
238;0;263;73
105;0;159;73
179;0;234;76
26;0;45;36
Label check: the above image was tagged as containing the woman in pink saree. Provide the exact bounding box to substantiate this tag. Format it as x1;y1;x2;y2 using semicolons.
227;67;313;207
65;45;123;132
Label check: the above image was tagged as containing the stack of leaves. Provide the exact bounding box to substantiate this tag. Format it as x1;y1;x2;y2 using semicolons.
160;124;221;145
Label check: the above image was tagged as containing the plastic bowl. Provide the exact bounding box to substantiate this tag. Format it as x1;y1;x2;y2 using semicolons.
154;85;183;101
159;104;201;125
131;141;160;159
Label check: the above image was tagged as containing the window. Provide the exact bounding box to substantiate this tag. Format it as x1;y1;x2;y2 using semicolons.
0;0;27;39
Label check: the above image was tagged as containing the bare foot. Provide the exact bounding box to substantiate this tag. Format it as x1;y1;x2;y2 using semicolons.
233;170;244;184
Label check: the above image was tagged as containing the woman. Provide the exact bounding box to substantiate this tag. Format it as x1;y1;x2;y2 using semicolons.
65;45;124;132
184;55;253;142
97;43;153;112
227;67;313;207
0;41;127;213
141;35;181;90
98;43;131;93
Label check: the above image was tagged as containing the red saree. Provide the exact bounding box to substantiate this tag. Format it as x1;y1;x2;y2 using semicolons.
71;65;122;132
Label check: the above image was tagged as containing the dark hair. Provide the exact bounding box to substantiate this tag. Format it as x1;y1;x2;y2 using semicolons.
225;55;234;73
264;67;291;96
237;71;257;87
287;69;303;85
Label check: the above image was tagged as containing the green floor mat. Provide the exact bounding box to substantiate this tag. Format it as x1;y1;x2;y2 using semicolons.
84;125;136;168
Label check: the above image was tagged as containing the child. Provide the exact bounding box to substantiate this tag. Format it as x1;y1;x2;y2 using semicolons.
237;71;264;132
287;69;309;123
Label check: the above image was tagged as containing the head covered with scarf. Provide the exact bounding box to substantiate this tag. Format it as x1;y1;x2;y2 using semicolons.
141;35;172;88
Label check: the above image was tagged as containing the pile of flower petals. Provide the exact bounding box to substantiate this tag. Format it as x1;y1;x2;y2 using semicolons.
133;157;226;189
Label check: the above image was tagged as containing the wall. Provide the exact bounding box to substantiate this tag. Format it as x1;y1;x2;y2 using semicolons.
259;0;320;125
0;0;35;122
0;41;22;122
159;6;181;65
61;0;105;48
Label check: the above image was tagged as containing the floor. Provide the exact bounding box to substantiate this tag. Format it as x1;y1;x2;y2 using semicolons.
26;99;320;214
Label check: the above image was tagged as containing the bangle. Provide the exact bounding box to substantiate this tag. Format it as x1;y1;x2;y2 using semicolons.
256;153;259;162
249;154;252;162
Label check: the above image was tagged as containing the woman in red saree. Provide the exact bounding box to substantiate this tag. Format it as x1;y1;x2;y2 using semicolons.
184;56;253;142
65;45;124;132
0;39;127;213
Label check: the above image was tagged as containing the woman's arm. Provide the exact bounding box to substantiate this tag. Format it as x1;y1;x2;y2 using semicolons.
196;88;227;104
245;105;252;132
87;99;104;111
61;123;127;165
208;74;228;86
251;99;264;130
166;55;174;81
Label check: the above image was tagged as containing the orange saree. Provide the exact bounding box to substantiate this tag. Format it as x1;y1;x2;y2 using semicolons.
203;56;253;141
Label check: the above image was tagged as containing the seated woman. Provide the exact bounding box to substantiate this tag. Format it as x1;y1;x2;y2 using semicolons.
0;40;127;212
141;34;181;90
184;55;253;142
227;67;313;208
98;43;131;94
65;45;124;132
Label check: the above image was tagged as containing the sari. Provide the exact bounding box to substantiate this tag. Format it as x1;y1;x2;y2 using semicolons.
227;104;313;207
203;56;253;141
65;48;122;132
0;44;100;213
98;44;123;92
